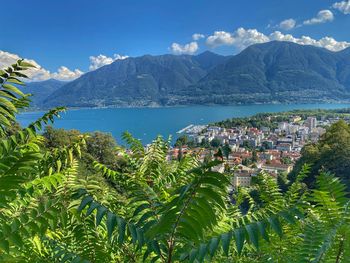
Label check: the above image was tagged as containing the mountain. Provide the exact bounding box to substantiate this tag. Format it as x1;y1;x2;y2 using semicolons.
43;42;350;108
25;79;65;108
192;51;231;70
188;41;350;103
43;53;229;107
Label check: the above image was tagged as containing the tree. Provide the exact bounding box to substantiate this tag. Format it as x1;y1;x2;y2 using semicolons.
210;137;221;148
1;61;350;262
43;126;81;148
86;132;118;166
214;147;224;160
290;120;350;190
281;156;293;165
175;135;189;147
221;143;232;161
252;150;258;163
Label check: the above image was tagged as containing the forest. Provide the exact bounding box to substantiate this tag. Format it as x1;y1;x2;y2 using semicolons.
0;60;349;262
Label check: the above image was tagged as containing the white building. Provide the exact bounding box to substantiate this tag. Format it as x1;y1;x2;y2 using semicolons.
305;117;317;130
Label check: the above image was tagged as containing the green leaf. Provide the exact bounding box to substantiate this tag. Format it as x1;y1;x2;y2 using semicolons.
208;237;220;258
268;216;283;237
107;212;117;241
9;233;23;247
256;221;269;242
7;77;24;85
86;201;100;216
198;243;207;262
189;248;197;263
2;84;24;96
133;203;150;217
246;223;259;250
221;231;232;256
0;239;9;253
18;60;36;68
136;228;145;248
96;205;108;226
117;217;126;244
0;97;17;112
197;187;226;209
151;240;161;256
234;228;245;255
77;196;93;212
128;223;138;245
280;211;296;224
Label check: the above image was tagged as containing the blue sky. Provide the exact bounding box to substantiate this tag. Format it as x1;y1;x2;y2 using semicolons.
1;0;350;80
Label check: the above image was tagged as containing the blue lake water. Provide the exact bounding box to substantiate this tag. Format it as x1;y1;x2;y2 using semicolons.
18;103;350;144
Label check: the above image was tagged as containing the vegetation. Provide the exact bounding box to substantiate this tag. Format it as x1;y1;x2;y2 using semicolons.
214;109;350;130
0;61;350;262
290;120;350;191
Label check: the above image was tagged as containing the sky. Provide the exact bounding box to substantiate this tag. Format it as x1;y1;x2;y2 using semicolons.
1;0;350;81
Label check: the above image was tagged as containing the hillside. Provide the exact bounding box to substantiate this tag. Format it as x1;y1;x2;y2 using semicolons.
188;41;350;104
42;42;350;108
43;52;228;107
25;79;65;108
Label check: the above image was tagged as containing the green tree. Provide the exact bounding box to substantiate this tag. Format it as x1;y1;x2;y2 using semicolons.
1;61;350;262
43;126;81;148
290;120;350;190
221;143;232;161
210;137;221;148
252;149;258;163
175;135;189;147
86;131;118;166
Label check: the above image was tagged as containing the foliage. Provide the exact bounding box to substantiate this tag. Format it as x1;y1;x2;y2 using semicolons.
210;138;221;148
290;120;350;191
0;61;349;262
214;108;350;130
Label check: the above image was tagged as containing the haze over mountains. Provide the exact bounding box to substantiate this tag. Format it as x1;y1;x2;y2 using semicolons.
28;41;350;109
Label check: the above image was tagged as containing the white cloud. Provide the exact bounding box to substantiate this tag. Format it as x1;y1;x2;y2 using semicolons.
231;28;270;50
0;50;129;81
279;18;296;30
303;10;334;25
170;41;199;55
333;0;350;14
192;33;205;41
269;31;350;51
0;50;83;81
205;31;234;48
204;27;350;52
206;28;268;49
51;66;83;81
89;54;128;71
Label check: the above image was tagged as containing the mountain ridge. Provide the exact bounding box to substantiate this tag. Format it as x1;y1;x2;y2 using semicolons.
25;79;66;108
31;42;350;108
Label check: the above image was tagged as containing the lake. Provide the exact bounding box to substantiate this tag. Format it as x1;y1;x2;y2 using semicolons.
18;103;350;144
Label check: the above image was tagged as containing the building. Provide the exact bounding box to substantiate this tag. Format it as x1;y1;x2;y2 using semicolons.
212;163;225;173
278;122;288;131
232;166;255;187
305;117;317;130
232;173;252;188
261;163;292;174
276;143;292;152
290;116;302;123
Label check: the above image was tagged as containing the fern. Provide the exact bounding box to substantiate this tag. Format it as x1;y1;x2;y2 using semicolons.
1;60;350;262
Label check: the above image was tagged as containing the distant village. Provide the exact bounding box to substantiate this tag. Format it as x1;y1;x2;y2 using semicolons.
167;114;350;189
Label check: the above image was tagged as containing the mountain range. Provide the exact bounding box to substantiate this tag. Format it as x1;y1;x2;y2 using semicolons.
27;41;350;109
25;79;65;108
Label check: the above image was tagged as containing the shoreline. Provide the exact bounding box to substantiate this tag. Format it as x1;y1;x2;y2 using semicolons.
22;101;350;114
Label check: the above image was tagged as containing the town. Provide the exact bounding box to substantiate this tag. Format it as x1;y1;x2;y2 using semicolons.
169;113;350;188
